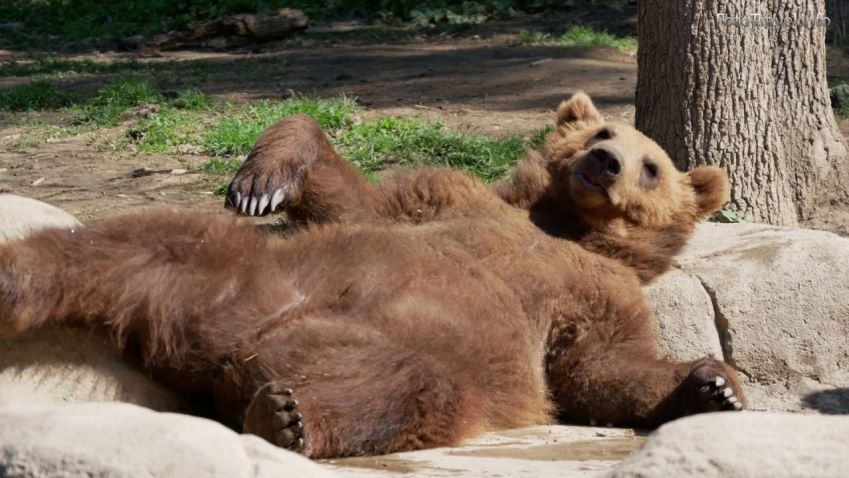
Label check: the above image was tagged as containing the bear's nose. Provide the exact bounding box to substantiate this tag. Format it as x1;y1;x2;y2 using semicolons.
590;147;621;177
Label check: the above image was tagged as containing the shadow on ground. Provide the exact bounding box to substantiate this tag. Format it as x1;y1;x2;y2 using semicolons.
2;43;637;116
802;388;849;414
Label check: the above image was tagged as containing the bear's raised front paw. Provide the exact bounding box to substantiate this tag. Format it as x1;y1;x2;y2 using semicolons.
244;382;307;454
689;359;745;412
227;163;303;217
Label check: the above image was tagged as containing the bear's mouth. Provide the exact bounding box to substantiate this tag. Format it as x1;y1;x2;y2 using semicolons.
575;172;605;192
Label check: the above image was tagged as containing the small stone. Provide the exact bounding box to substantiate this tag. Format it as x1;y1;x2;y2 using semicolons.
176;144;201;155
530;58;553;67
121;34;146;50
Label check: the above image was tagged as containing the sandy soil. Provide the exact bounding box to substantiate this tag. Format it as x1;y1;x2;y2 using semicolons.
0;13;640;223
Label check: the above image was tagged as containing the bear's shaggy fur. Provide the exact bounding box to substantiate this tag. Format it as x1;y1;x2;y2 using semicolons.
0;94;745;459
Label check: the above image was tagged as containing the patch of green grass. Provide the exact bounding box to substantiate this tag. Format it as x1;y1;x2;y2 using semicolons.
197;97;554;181
7;137;40;152
75;78;163;126
518;30;551;44
124;90;216;152
202;158;244;174
410;6;488;27
0;80;70;111
213;181;231;196
527;124;554;149
712;209;749;224
171;89;217;111
519;26;638;54
1;57;144;77
126;108;204;153
202;96;358;156
337;117;527;182
561;26;638;52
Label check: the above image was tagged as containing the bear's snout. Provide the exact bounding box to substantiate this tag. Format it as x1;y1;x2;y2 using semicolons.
588;146;622;183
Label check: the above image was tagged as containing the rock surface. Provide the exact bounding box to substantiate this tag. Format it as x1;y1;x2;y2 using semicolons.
645;222;849;413
0;402;335;478
608;412;849;478
327;425;644;477
643;268;722;360
0;328;182;410
0;195;182;411
0;194;80;243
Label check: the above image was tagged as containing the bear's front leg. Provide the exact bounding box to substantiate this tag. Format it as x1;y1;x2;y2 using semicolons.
547;299;746;428
678;357;744;413
227;114;378;225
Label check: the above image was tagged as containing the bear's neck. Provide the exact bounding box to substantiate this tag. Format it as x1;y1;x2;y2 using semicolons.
526;186;694;284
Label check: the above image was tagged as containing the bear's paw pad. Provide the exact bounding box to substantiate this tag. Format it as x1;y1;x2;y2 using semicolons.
698;375;742;411
690;362;744;412
244;382;307;454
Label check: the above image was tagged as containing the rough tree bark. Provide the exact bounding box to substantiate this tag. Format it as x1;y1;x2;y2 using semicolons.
636;0;849;226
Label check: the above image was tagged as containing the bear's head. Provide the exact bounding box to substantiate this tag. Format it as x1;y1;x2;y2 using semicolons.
530;92;730;282
544;92;729;232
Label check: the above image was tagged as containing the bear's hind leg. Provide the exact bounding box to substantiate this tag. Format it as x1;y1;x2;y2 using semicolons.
238;316;550;458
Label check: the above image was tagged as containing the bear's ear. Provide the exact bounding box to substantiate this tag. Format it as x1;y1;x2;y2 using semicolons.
688;166;730;218
557;92;603;126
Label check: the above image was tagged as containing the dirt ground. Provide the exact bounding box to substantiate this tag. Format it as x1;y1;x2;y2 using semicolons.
1;10;849;232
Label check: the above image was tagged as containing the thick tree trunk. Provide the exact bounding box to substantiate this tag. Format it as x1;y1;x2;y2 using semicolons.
636;0;849;226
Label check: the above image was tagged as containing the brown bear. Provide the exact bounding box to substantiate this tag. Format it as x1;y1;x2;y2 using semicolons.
0;93;744;460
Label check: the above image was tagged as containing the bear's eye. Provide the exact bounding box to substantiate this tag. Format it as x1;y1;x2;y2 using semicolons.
593;128;612;141
644;162;659;178
641;162;660;189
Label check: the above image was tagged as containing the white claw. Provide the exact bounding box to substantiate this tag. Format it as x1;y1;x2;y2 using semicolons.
733;402;743;410
728;396;739;404
240;196;249;214
234;191;241;208
714;376;726;387
258;193;270;215
722;387;733;398
270;188;285;212
249;196;258;216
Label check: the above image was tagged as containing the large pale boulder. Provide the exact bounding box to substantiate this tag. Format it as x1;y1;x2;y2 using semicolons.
0;328;182;410
0;194;80;242
645;222;849;413
0;195;181;410
643;268;722;360
0;402;335;478
608;412;849;478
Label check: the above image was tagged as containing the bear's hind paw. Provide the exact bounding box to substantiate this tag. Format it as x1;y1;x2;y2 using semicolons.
244;382;307;454
689;359;745;413
698;374;743;411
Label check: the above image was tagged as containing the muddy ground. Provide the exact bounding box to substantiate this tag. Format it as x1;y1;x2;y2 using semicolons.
1;10;849;231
